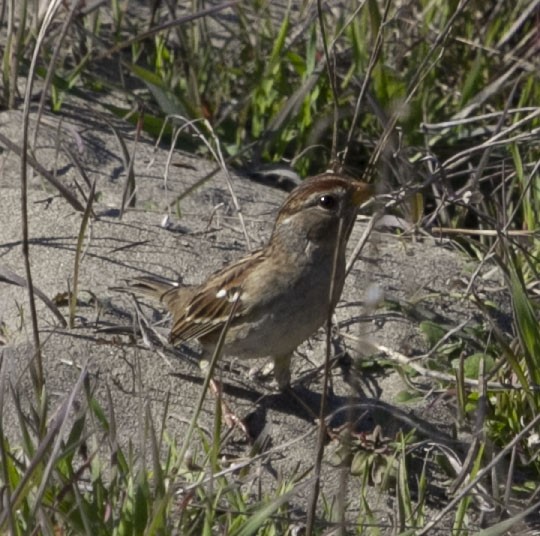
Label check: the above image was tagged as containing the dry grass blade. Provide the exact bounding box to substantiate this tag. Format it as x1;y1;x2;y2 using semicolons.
363;341;526;391
165;116;252;250
496;0;540;48
69;180;96;328
121;139;138;216
203;121;252;252
345;210;379;277
32;0;82;148
0;266;67;327
31;365;90;518
17;0;68;395
0;132;85;212
102;116;138;217
3;0;27;108
63;142;92;190
443;108;540;172
417;412;540;535
0;353;16;533
472;501;540;536
432;228;537;237
316;0;338;164
342;0;389;166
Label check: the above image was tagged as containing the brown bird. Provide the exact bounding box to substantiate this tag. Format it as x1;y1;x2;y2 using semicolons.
125;173;372;389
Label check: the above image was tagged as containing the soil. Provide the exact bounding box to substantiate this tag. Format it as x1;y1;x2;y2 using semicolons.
0;102;517;533
0;3;529;530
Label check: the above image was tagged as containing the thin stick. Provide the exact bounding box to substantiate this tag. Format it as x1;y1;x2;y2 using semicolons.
345;338;534;391
342;0;390;166
345;210;380;277
305;217;345;534
19;0;66;396
316;0;338;164
176;295;241;466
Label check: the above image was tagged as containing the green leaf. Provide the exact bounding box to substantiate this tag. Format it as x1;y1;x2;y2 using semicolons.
268;11;289;68
452;353;495;379
133;478;149;534
127;62;187;117
394;390;423;403
510;264;540;385
419;320;446;347
460;51;484;106
233;488;294;536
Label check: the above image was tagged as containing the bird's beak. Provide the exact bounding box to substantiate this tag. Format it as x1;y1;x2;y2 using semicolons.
352;181;374;206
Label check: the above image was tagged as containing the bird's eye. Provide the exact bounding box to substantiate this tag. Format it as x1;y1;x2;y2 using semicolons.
318;194;336;210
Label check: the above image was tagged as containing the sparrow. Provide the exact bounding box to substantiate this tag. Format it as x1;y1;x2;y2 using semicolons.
124;172;372;389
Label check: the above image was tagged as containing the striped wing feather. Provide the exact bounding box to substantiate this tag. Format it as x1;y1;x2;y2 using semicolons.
168;250;266;344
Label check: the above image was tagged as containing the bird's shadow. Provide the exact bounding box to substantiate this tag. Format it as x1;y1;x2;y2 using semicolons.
169;367;461;453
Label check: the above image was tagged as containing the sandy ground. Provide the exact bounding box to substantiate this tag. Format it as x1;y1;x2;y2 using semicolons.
1;101;512;532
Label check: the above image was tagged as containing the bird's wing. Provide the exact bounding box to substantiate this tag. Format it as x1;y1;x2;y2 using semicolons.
169;249;266;344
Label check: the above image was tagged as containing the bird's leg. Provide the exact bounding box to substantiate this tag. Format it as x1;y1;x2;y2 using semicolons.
209;379;249;436
273;353;292;390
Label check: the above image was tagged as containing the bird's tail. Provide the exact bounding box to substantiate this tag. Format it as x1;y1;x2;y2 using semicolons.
113;276;180;303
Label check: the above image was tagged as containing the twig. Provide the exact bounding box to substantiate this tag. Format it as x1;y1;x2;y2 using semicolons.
19;0;68;398
431;227;536;237
345;210;381;277
316;0;338;164
346;337;526;391
306;214;346;534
